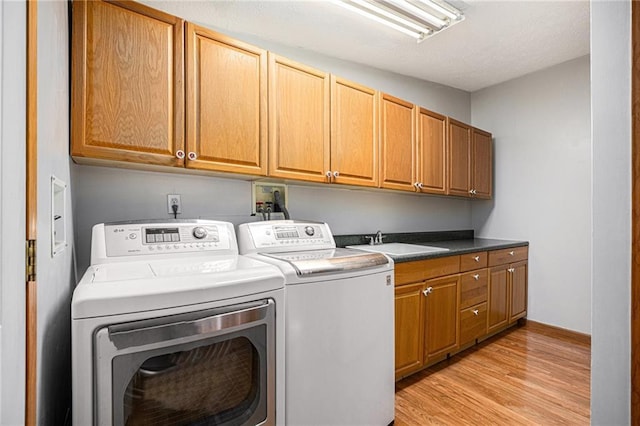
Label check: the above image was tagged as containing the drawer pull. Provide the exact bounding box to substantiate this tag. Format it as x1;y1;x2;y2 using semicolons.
472;309;479;316
422;287;433;296
473;274;480;280
473;255;480;262
509;251;515;256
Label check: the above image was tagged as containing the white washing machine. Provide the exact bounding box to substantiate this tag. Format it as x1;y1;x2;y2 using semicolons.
72;220;285;426
237;220;395;426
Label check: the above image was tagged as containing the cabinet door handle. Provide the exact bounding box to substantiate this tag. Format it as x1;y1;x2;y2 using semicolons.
473;274;480;280
187;151;197;161
333;171;340;178
472;309;479;316
509;251;515;256
468;189;474;195
326;171;332;181
473;256;480;262
422;287;433;296
176;150;185;159
413;182;420;190
417;182;424;189
508;268;515;273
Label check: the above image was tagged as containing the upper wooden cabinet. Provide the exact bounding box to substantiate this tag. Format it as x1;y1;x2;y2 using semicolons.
416;108;447;195
447;119;493;198
379;94;416;192
330;76;378;187
472;128;493;199
447;118;472;197
185;24;267;175
71;0;185;166
268;54;330;182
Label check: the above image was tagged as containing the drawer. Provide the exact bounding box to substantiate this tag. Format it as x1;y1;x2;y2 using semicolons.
395;256;460;286
460;251;488;272
488;246;528;267
460;302;488;345
460;269;488;309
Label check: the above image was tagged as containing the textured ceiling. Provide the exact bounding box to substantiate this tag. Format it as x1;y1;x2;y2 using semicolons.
144;0;590;92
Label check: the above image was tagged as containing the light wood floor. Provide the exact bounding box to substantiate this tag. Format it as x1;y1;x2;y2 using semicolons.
395;321;591;425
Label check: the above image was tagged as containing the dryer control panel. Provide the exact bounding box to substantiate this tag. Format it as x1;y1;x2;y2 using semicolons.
237;220;335;254
91;220;237;264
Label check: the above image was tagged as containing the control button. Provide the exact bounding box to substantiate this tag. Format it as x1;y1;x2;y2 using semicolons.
157;246;163;251
171;234;180;242
163;234;172;242
146;234;154;243
174;245;180;249
193;227;207;239
305;226;315;236
148;246;154;251
129;233;137;240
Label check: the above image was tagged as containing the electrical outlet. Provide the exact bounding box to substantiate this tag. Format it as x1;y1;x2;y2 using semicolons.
167;194;182;214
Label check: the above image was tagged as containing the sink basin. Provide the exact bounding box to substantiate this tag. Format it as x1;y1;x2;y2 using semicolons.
346;242;449;257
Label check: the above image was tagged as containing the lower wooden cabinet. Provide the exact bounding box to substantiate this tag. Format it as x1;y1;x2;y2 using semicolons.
394;273;459;379
394;246;528;380
424;275;459;363
394;283;425;379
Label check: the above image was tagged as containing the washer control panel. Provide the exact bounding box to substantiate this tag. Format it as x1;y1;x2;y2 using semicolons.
102;221;231;258
237;220;335;254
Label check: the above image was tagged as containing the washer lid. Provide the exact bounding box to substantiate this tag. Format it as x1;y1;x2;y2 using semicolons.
262;248;388;276
72;256;285;319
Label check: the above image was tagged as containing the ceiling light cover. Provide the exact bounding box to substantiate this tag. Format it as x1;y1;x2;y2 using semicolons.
335;0;464;42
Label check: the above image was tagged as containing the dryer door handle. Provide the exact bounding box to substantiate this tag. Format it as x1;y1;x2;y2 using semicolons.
107;299;273;350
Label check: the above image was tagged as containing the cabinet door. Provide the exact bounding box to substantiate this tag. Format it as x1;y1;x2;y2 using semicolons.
330;76;378;187
268;54;330;182
395;283;426;379
472;128;492;199
416;108;447;194
71;0;184;166
447;118;471;197
185;24;267;175
379;94;416;192
424;275;459;362
488;265;509;333
509;261;528;323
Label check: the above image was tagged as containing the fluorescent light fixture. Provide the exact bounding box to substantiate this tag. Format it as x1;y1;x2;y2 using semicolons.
387;0;447;29
334;0;464;42
333;0;430;40
417;0;463;21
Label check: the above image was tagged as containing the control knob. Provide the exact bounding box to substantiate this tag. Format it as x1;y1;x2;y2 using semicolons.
304;226;315;236
192;226;207;239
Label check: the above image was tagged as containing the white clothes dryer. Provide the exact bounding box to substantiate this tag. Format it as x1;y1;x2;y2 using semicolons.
238;220;395;426
72;220;285;426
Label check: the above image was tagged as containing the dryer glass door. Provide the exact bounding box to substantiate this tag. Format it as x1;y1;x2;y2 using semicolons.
94;300;275;426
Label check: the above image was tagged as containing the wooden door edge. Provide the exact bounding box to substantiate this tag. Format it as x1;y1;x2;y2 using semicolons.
26;0;37;424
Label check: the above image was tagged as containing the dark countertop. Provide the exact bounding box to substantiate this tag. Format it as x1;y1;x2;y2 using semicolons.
334;230;528;264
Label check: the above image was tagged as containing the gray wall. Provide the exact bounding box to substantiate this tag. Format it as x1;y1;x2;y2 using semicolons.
1;1;26;424
36;1;74;424
470;55;592;334
590;1;631;423
72;166;471;273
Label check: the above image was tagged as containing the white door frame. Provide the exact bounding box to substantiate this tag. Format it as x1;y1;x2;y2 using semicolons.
0;1;27;424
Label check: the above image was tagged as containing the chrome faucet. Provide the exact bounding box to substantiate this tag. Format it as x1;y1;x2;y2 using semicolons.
365;230;386;245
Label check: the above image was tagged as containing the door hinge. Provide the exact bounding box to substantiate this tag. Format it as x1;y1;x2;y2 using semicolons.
26;239;36;281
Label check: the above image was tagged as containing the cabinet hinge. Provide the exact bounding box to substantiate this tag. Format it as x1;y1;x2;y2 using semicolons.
26;239;36;282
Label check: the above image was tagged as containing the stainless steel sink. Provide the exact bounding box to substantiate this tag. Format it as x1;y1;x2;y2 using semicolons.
346;242;449;257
